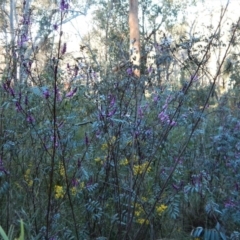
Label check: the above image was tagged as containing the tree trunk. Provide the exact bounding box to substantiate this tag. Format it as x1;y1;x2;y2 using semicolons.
129;0;140;77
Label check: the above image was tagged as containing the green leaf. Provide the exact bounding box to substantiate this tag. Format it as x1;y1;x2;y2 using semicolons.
19;219;24;240
0;225;8;240
191;226;204;237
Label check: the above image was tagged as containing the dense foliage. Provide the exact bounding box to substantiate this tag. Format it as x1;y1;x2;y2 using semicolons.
1;0;240;239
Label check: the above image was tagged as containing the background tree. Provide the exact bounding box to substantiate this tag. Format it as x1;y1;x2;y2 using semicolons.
129;0;140;77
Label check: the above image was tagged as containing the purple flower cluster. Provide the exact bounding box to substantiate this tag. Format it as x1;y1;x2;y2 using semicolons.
27;115;35;124
3;82;15;97
60;0;69;11
106;95;117;117
158;96;176;126
43;89;50;99
224;199;237;208
53;24;58;31
158;111;176;126
127;68;133;76
66;87;77;98
138;105;148;119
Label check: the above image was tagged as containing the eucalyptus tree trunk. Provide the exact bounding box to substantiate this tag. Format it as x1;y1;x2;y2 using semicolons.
9;0;17;82
129;0;140;77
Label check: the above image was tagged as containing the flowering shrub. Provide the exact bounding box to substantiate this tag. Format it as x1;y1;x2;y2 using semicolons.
0;1;240;240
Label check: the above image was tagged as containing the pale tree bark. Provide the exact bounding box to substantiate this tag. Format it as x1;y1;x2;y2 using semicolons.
129;0;140;77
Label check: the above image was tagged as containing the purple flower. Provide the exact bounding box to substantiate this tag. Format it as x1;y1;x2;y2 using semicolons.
108;95;116;107
3;82;16;97
66;87;77;98
224;200;236;208
138;107;144;118
153;95;159;102
234;121;240;131
2;83;8;92
148;66;153;74
28;61;32;68
53;24;58;30
71;178;79;187
162;103;168;111
15;102;22;112
9;87;15;97
18;33;29;47
60;0;69;11
172;183;181;191
92;71;97;79
61;43;67;55
127;68;133;76
58;121;64;128
27;115;35;124
191;74;198;82
50;236;58;240
107;108;116;117
43;89;50;99
21;14;30;25
158;111;169;122
51;135;58;147
56;88;62;101
170;120;177;126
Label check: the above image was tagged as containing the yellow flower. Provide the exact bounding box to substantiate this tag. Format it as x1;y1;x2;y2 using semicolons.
101;137;116;151
136;218;149;225
59;162;65;178
134;203;144;218
120;158;129;166
54;185;64;199
24;168;33;187
135;210;141;217
156;204;167;215
71;187;77;196
110;136;116;144
94;157;101;163
80;182;85;189
101;143;108;151
133;162;151;175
